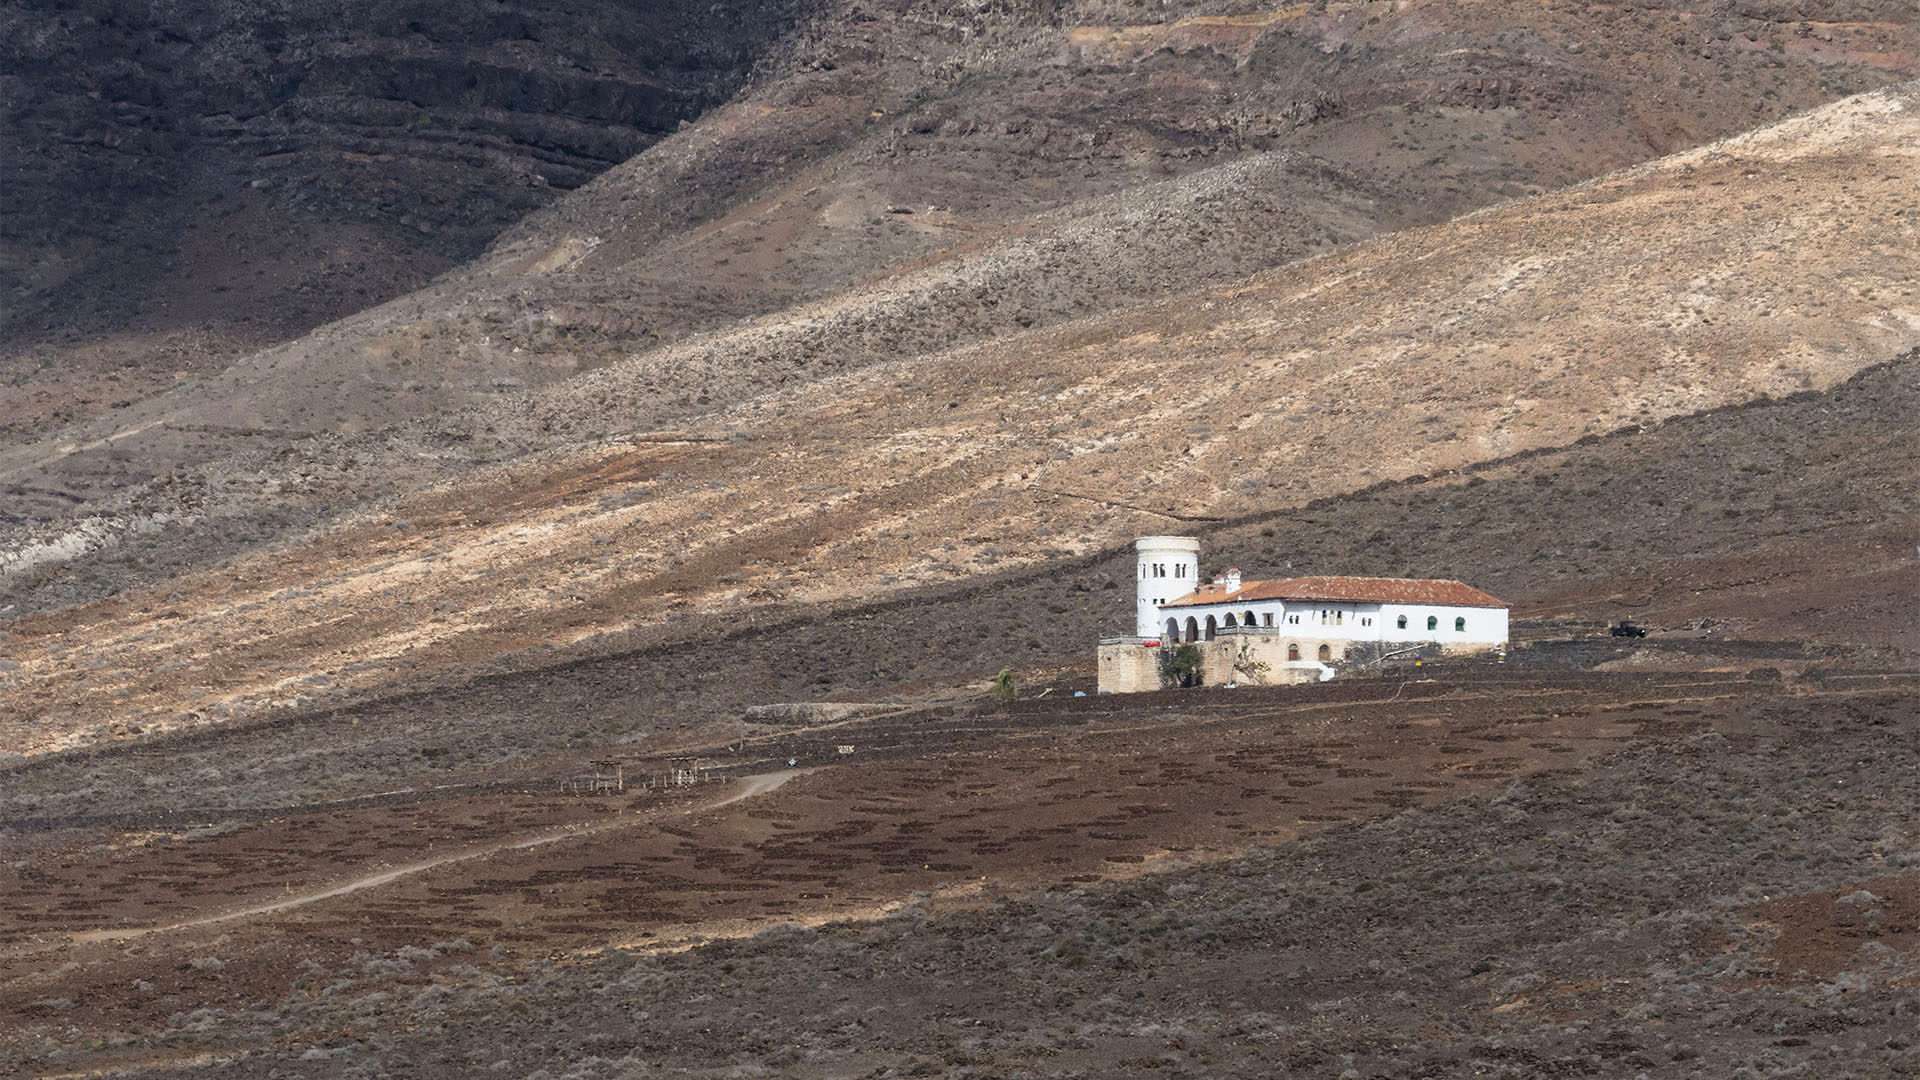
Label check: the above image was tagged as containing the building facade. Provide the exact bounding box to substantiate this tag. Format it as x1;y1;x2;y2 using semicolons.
1097;536;1510;693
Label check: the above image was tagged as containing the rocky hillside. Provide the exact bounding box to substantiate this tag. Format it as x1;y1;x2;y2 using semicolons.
1;1;1917;762
0;0;810;434
5;0;1914;475
3;84;1915;762
5;10;1919;1075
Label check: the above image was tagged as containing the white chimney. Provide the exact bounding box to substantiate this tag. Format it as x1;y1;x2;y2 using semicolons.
1224;568;1242;590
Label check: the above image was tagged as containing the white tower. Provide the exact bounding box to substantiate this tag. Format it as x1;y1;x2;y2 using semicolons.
1134;536;1201;638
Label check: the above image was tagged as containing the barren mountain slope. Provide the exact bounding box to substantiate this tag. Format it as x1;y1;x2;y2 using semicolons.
5;0;1914;509
3;85;1915;763
0;149;1385;524
4;352;1912;829
0;0;811;427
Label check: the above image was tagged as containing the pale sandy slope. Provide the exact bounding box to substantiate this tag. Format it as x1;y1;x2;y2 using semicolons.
3;85;1916;757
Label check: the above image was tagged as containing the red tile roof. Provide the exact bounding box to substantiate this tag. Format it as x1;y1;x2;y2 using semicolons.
1162;576;1507;609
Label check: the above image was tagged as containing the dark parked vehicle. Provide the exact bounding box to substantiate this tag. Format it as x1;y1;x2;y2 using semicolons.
1611;620;1648;638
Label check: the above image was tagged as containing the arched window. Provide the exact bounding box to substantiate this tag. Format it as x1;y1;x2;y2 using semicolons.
1185;616;1199;642
1223;613;1237;628
1396;615;1408;630
1317;644;1332;662
1427;615;1438;631
1243;610;1257;627
1455;616;1467;633
1205;615;1218;641
1287;643;1300;661
1166;618;1180;642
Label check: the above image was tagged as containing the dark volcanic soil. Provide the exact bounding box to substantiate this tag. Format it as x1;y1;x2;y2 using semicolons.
3;673;1915;1078
0;0;809;422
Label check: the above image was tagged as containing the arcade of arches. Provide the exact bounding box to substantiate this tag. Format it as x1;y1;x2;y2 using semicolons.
1163;615;1335;665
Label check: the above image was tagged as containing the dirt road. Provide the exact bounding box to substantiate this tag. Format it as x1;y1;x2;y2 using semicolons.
60;770;806;946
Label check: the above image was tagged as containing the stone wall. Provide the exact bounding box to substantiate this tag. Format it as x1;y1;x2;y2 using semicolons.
1097;634;1330;693
1096;639;1165;694
1097;629;1505;693
1208;633;1325;687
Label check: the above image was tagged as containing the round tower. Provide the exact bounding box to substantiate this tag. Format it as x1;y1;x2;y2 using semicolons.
1134;536;1201;638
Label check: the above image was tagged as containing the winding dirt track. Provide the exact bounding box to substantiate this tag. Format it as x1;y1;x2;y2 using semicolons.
63;770;806;946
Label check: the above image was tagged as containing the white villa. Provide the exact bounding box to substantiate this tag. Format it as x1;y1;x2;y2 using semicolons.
1098;535;1509;693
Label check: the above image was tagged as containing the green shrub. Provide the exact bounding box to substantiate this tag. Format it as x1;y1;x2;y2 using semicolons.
1162;645;1203;689
992;668;1017;701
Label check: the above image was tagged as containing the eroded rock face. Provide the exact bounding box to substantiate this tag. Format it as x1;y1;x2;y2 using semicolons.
0;0;809;351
